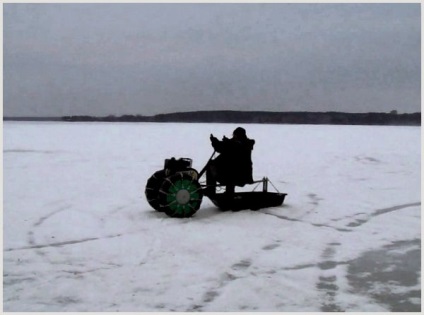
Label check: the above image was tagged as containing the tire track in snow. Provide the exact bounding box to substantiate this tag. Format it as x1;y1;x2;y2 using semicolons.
32;205;72;228
259;201;420;231
259;211;352;232
187;259;252;311
316;243;344;312
4;149;61;154
5;233;123;252
27;205;73;256
282;260;350;271
23;203;131;253
258;191;355;232
346;202;420;228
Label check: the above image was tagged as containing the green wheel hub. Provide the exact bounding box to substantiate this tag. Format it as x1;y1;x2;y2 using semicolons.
160;173;203;218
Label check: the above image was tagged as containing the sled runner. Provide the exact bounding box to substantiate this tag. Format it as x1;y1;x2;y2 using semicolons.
145;156;287;218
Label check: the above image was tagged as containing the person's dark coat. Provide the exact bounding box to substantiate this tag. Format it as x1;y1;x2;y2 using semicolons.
209;134;255;186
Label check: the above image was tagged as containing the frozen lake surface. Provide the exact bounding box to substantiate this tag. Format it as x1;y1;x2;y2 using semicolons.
3;121;421;311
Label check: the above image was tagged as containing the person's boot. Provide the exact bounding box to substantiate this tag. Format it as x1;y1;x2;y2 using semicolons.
205;167;217;197
225;185;235;198
204;185;216;197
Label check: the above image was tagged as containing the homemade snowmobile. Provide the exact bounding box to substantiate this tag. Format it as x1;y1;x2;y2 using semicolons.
145;154;287;218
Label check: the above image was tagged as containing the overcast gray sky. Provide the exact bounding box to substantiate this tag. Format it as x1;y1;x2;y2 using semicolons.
4;3;421;117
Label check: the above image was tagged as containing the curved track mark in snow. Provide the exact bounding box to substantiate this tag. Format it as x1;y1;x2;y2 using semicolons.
33;205;72;227
373;202;421;216
187;259;252;311
347;202;421;227
260;211;353;232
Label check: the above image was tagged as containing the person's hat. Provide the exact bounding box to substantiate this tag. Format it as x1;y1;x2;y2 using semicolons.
233;127;246;138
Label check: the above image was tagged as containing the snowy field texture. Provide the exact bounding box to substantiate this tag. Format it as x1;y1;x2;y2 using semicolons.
3;121;421;312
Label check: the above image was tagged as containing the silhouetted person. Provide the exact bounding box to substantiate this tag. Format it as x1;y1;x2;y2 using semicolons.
206;127;255;196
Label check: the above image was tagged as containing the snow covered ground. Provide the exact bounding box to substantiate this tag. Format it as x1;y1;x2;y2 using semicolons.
3;121;421;312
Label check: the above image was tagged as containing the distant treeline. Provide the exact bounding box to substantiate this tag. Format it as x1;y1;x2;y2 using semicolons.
4;111;421;126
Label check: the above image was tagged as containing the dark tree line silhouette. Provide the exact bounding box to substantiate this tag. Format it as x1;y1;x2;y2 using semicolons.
58;111;420;126
4;110;420;126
